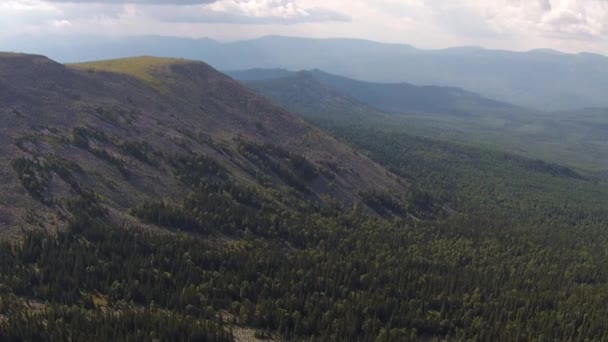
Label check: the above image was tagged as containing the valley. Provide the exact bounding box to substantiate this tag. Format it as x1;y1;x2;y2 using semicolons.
1;52;608;341
235;68;608;171
5;1;608;339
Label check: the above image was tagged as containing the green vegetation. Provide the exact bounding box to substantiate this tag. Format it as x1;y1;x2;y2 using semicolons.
131;200;204;232
7;54;608;341
11;157;51;202
6;148;608;340
324;122;608;229
119;141;161;167
242;69;608;171
93;107;137;126
70;57;187;93
9;96;608;340
12;155;84;203
70;126;165;177
171;153;229;186
238;140;318;193
1;303;231;342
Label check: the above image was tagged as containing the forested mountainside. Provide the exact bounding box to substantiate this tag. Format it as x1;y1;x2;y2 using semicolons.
238;70;608;340
3;53;608;341
0;53;406;238
237;68;608;171
233;69;517;116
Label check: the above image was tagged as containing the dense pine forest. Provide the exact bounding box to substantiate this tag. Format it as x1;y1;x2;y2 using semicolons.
4;117;608;340
3;53;608;342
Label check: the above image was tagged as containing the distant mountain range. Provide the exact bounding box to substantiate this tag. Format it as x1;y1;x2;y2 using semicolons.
232;68;608;171
231;69;518;117
2;35;608;110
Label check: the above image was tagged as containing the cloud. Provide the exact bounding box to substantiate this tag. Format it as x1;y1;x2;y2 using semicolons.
145;0;350;24
309;0;608;51
26;0;608;37
52;19;72;27
44;0;218;4
1;0;608;54
38;0;350;24
0;1;64;35
444;0;608;40
537;0;608;38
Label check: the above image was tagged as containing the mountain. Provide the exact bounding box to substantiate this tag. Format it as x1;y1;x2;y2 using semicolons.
227;68;296;81
233;68;608;171
235;69;517;117
307;70;517;115
0;53;407;237
5;53;608;341
4;35;608;109
232;71;389;124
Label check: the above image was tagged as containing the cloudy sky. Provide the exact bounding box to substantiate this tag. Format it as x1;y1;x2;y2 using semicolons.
1;0;607;53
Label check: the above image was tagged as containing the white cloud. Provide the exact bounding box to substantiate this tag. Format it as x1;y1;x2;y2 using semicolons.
538;0;608;37
209;0;309;17
142;0;350;24
1;0;608;54
325;0;608;50
437;0;608;39
0;0;62;35
52;19;71;27
45;0;217;4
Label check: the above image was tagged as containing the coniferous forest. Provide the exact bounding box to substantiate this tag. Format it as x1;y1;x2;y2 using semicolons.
2;52;608;342
5;119;608;341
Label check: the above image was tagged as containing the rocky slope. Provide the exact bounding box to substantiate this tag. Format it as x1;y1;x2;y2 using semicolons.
0;53;407;237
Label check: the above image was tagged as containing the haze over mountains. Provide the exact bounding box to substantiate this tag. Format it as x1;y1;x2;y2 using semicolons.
229;68;608;171
231;69;518;116
3;35;608;110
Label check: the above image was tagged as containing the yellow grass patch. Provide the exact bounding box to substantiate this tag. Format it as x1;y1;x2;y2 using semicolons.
69;56;188;93
92;292;109;308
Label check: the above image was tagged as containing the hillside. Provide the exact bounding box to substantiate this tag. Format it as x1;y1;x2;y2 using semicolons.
237;69;517;117
235;68;608;171
4;53;608;341
237;71;389;123
5;35;608;109
0;54;407;238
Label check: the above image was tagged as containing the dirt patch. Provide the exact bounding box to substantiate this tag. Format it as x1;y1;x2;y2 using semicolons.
233;326;279;342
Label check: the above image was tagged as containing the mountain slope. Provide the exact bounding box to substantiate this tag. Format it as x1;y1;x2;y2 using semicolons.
234;68;608;171
308;69;517;115
236;69;517;118
5;35;608;109
238;71;389;123
6;54;608;342
0;53;407;237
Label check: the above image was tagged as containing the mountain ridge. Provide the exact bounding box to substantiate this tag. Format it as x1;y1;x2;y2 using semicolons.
232;68;520;118
232;67;608;171
0;53;409;237
3;35;608;109
5;52;608;342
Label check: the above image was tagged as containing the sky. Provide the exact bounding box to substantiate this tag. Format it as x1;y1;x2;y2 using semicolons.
1;0;607;54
